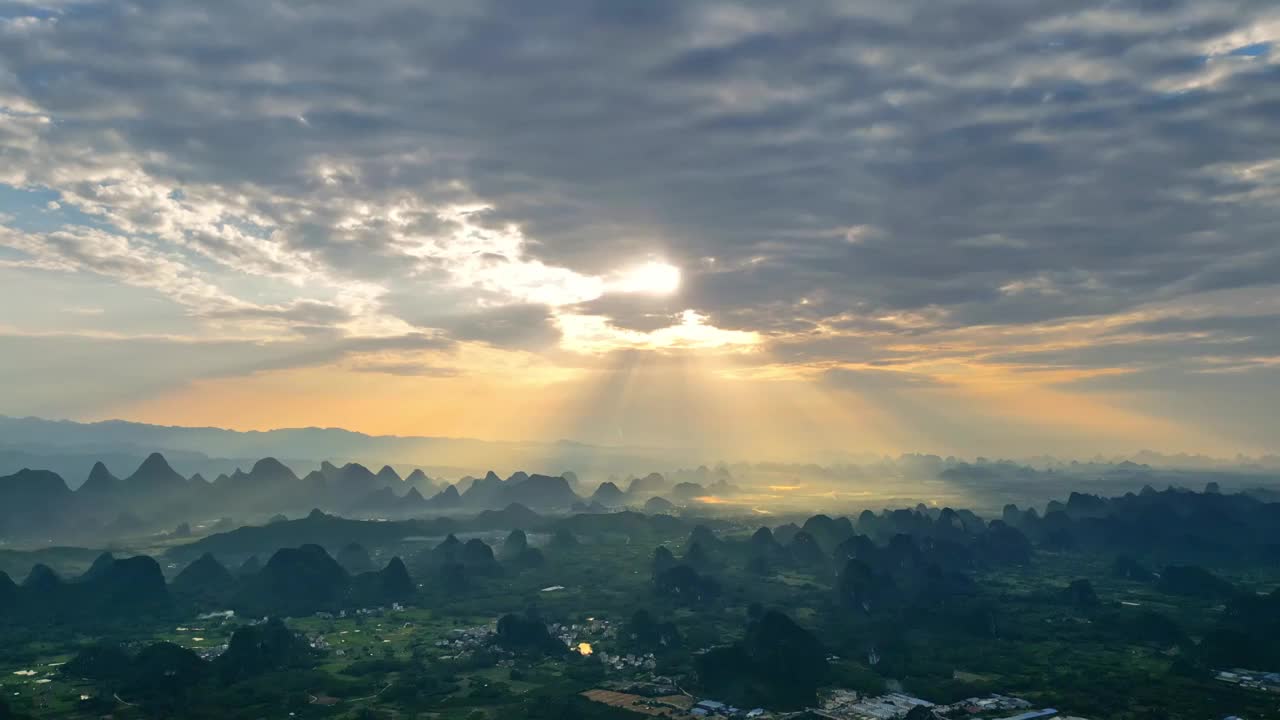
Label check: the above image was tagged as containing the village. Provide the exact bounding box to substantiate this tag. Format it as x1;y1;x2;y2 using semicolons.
577;676;1092;720
1214;668;1280;694
167;609;1101;720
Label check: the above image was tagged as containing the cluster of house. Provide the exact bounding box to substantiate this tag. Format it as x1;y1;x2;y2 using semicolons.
816;690;1084;720
550;617;617;648
314;602;406;620
310;627;379;658
934;694;1032;715
582;683;1086;720
818;690;935;720
592;649;658;672
689;699;768;718
1214;668;1280;693
193;643;230;661
174;622;231;660
434;623;497;658
548;616;659;671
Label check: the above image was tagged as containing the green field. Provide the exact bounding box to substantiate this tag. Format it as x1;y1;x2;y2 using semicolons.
5;521;1280;719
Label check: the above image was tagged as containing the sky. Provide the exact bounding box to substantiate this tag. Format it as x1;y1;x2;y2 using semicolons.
0;0;1278;461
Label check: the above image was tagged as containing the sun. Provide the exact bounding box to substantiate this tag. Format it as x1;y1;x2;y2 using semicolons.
608;261;681;296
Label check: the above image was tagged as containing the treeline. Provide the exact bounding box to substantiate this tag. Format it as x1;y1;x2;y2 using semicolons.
58;618;317;717
0;522;596;624
0;546;414;627
640;485;1280;690
1001;483;1280;561
647;507;1033;612
640;512;1036;710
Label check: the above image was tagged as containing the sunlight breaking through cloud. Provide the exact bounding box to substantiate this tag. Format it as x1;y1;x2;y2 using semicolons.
557;310;761;355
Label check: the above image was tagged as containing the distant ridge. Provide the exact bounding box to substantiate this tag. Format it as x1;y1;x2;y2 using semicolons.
0;414;705;485
0;451;638;544
0;414;686;457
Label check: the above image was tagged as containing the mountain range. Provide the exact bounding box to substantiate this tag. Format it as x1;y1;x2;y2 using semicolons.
0;451;705;543
0;545;417;624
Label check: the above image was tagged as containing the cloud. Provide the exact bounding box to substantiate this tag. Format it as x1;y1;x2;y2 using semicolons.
0;224;235;309
823;367;946;392
558;310;762;355
0;0;1277;450
436;304;563;350
201;300;354;328
0;326;457;418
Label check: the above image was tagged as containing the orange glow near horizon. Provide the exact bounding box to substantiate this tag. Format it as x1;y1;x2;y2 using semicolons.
94;335;1252;461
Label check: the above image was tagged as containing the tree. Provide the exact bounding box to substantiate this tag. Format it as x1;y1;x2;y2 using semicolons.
697;610;827;709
